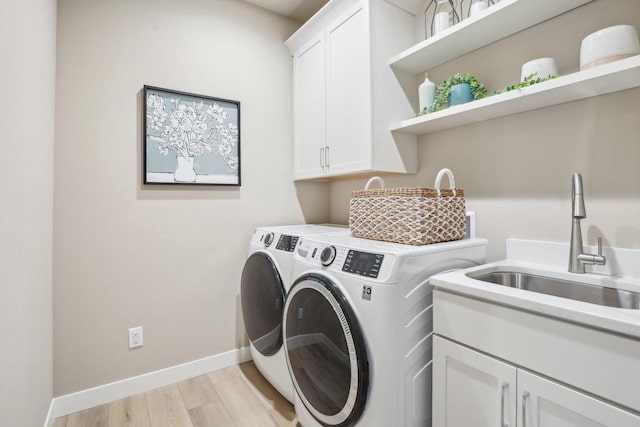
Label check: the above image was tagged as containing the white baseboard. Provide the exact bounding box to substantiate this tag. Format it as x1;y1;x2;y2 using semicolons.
44;399;55;427
47;346;251;422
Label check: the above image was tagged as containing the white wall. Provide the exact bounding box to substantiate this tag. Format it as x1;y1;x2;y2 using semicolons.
330;0;640;261
54;0;330;395
0;0;56;424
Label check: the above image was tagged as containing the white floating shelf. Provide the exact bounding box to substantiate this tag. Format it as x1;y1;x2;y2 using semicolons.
390;55;640;135
389;0;593;74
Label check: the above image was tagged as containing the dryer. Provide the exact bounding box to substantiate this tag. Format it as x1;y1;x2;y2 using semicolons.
240;224;348;403
283;234;487;426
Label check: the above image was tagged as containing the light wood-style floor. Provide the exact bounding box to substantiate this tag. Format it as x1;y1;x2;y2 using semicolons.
52;362;298;427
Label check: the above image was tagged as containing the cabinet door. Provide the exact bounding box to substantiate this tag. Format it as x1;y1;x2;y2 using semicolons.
433;336;517;427
292;33;326;180
518;369;640;427
325;2;372;176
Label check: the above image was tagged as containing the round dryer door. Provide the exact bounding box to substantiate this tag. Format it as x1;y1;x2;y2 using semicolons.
240;252;285;356
284;273;368;426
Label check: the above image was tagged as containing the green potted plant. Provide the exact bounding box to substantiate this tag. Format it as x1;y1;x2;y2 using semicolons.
424;73;487;114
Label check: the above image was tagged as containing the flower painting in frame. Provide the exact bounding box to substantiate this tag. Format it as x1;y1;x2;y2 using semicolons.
144;85;241;186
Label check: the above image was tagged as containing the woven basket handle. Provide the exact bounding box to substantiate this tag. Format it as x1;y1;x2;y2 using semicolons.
434;168;457;197
364;176;385;190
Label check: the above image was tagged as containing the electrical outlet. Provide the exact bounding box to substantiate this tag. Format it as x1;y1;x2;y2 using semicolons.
128;326;143;349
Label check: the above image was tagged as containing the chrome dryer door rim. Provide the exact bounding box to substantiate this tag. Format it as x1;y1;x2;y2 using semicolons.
283;273;368;426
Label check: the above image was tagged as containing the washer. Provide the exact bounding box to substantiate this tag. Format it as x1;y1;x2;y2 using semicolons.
240;225;348;403
284;234;487;426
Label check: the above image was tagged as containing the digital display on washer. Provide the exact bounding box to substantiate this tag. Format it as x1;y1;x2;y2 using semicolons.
342;250;384;278
276;235;299;252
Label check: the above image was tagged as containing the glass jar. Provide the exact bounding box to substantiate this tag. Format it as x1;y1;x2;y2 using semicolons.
424;0;463;38
434;0;453;34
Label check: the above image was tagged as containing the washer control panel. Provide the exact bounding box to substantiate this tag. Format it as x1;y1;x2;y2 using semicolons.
296;240;393;281
342;250;384;278
276;234;299;252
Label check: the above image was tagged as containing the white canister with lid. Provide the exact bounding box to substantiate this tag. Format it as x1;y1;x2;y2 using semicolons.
580;25;640;70
520;57;558;82
469;0;488;18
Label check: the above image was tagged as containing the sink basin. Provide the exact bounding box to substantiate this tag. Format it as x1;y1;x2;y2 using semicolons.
467;271;640;309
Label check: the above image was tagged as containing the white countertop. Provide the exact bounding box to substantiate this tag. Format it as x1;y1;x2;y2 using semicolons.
431;239;640;339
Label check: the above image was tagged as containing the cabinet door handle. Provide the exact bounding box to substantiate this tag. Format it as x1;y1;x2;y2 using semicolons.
501;382;509;427
320;147;325;168
522;391;530;427
325;146;330;167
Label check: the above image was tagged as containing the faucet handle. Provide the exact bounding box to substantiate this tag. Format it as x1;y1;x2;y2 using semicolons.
597;237;603;257
577;237;607;267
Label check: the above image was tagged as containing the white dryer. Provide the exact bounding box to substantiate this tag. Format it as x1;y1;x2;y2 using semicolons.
240;225;348;403
283;234;487;426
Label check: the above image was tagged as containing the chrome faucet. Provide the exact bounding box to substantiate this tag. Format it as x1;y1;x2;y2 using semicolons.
568;173;606;273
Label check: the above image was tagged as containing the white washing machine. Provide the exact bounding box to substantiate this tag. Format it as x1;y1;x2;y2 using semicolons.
240;225;348;403
283;234;487;426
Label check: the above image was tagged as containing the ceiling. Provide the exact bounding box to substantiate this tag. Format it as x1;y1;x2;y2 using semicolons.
243;0;329;22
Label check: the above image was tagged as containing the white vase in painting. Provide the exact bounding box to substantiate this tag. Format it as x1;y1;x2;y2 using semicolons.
174;155;196;182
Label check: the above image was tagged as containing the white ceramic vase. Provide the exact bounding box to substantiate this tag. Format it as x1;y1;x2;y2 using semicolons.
175;155;196;182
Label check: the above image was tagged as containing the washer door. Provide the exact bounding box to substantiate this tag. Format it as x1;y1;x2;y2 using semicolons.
240;252;285;356
284;274;368;426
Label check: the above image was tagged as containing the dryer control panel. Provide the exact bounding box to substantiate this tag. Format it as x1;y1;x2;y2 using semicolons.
276;234;299;252
342;250;384;278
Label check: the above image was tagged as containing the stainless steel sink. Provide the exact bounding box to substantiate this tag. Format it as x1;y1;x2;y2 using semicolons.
467;271;640;309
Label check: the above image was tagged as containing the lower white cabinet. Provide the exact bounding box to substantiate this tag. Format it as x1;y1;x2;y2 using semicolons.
518;369;640;427
433;336;640;427
433;335;517;427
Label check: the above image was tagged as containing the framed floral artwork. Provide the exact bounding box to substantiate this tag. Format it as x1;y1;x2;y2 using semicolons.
143;85;241;186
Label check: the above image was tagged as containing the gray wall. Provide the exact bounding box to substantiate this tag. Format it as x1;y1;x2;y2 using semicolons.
54;0;330;395
45;0;640;401
330;0;640;261
0;0;56;424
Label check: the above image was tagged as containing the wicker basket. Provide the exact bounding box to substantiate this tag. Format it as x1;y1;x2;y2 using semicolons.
349;168;466;245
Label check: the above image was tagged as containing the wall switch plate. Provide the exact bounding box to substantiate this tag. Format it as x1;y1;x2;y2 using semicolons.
128;326;143;349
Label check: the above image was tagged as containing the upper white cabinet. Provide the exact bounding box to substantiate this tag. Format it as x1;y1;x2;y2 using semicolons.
292;34;326;178
325;3;372;176
286;0;417;180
